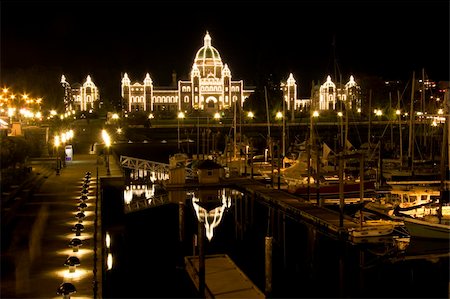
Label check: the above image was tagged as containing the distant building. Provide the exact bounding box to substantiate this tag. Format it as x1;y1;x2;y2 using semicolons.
281;74;362;112
121;31;254;114
61;75;100;112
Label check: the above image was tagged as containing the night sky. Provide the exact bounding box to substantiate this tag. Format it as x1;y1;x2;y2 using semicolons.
1;0;449;98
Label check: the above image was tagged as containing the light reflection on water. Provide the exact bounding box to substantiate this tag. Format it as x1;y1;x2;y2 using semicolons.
190;188;236;241
103;181;450;298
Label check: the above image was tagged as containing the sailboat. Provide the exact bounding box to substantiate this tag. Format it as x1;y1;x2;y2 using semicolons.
348;219;396;238
394;87;450;240
383;70;441;183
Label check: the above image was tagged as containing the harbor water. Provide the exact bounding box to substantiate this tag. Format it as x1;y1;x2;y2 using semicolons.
101;179;449;298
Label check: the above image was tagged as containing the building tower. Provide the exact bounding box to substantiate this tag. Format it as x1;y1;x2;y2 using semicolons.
61;75;73;112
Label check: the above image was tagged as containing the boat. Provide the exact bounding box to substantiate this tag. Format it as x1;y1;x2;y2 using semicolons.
364;187;441;218
348;219;395;238
287;176;376;198
400;216;450;240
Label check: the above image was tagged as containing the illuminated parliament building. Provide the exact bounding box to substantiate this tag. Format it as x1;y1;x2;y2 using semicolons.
60;32;361;115
61;75;100;112
121;32;254;114
121;32;361;115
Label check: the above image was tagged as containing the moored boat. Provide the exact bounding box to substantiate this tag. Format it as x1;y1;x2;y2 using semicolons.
287;178;376;198
348;220;395;238
401;216;450;240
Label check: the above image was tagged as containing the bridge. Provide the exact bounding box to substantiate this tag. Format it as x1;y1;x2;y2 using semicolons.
119;155;197;182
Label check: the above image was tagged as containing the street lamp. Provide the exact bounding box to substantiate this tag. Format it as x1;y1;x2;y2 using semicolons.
337;111;344;150
61;132;67;167
177;111;185;151
102;129;111;175
276;111;286;167
54;135;60;175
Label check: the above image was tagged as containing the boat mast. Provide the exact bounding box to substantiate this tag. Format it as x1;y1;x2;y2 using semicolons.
397;90;403;167
389;92;393;148
368;90;372;148
307;81;315;202
265;86;271;143
233;94;237;159
421;68;426;150
408;71;415;174
438;90;449;223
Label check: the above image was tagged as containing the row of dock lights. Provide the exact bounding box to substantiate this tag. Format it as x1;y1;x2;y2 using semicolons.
56;171;92;299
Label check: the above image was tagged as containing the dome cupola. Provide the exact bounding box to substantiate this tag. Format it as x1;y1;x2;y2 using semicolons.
193;31;223;78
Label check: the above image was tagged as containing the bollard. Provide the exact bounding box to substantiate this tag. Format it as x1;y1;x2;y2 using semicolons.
68;238;83;252
64;256;80;273
57;282;76;299
78;202;87;211
75;212;85;223
72;223;84;236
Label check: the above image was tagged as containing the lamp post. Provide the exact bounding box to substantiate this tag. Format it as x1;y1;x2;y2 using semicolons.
61;132;67;167
337;111;343;151
54;135;60;175
102;129;111;175
276;111;284;167
177;111;185;152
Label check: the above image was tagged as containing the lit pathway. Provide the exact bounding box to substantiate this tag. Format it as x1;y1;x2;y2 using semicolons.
2;153;122;298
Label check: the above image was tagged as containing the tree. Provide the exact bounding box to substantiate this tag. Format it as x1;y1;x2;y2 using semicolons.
0;136;31;169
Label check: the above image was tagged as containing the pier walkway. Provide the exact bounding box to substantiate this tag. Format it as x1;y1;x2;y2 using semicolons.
227;177;360;236
185;254;265;299
1;153;123;298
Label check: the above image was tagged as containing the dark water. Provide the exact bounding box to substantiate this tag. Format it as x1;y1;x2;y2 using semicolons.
101;179;449;298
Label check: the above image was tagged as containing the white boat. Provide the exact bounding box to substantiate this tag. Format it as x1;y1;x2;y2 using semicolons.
349;220;395;238
401;216;450;240
364;187;441;218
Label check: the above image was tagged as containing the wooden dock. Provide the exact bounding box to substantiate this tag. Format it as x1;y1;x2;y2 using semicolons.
229;178;360;236
185;254;265;298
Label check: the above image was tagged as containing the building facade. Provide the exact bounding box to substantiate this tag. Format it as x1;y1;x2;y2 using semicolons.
61;75;100;112
281;74;362;112
121;32;254;114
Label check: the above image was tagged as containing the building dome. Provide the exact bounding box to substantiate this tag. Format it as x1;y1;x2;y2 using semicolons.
193;31;223;78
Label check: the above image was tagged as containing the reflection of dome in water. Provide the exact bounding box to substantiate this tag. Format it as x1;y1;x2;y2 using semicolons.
193;31;223;78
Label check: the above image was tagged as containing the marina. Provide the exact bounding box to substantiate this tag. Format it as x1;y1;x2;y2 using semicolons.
2;2;449;297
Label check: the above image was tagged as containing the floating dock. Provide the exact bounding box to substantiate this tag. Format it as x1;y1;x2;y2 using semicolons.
230;178;361;236
185;254;265;298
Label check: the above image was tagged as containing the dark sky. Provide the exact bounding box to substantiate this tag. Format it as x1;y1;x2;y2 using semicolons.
2;0;449;89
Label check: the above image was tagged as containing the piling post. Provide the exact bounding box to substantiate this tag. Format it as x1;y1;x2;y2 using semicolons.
277;142;281;189
265;236;273;296
179;201;184;243
339;153;344;228
198;221;205;297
